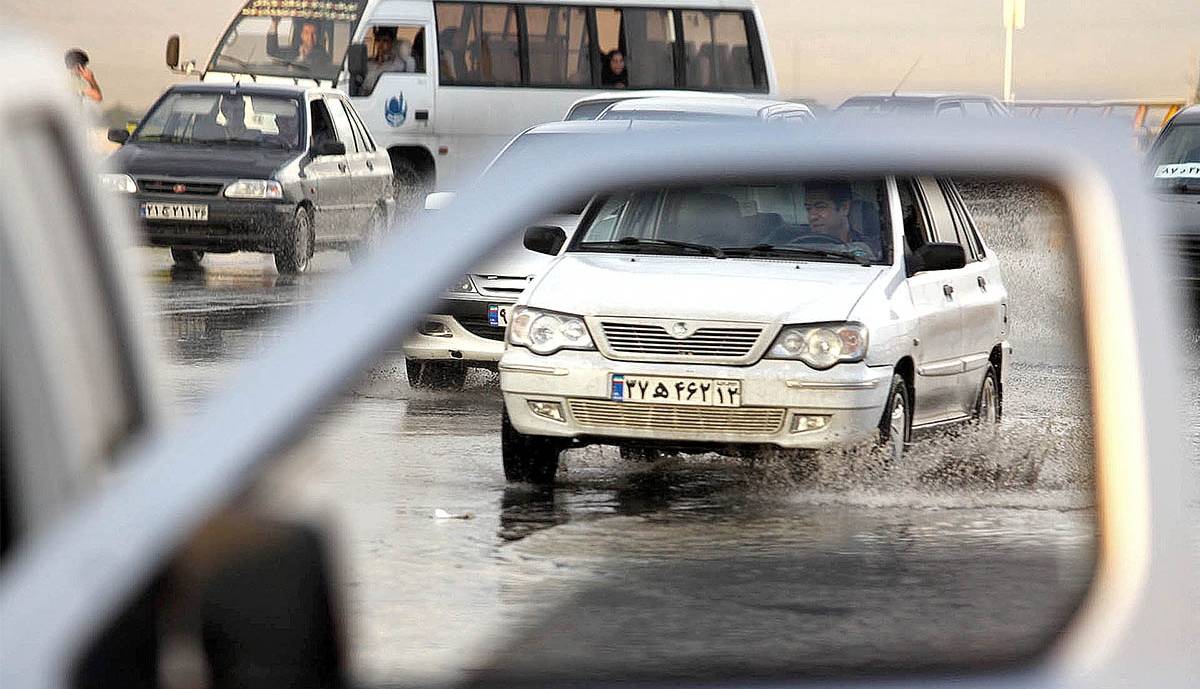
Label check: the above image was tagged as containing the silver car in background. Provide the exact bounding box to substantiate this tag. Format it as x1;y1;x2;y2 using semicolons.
500;176;1009;482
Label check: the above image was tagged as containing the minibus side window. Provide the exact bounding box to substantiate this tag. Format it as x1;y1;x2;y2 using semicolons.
525;5;593;87
435;2;521;86
680;10;755;91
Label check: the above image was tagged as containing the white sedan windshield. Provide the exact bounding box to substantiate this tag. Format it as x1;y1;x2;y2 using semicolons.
574;180;891;263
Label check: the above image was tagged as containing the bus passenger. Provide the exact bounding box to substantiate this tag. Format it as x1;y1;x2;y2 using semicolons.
601;50;628;88
369;27;418;82
267;17;332;69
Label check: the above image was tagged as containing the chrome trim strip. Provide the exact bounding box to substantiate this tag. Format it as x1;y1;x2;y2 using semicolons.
917;359;965;376
499;363;569;376
962;353;991;372
785;379;879;390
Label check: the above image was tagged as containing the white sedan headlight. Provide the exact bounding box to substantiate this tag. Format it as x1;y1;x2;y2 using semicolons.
224;179;283;199
508;306;594;355
98;173;136;194
767;323;868;369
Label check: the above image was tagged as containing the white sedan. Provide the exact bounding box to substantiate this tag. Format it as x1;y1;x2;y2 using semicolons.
499;176;1010;483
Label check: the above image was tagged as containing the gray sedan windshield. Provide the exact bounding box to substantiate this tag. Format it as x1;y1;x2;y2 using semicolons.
133;92;301;148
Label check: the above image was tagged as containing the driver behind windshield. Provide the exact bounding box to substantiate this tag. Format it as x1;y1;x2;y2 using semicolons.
804;182;864;244
193;96;255;143
267;17;332;70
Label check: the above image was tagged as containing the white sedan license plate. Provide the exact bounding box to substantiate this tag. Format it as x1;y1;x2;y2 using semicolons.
140;202;208;222
488;304;510;327
611;374;742;407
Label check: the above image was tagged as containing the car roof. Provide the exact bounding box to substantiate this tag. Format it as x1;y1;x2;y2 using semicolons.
570;90;746;105
165;81;340;99
602;96;811;118
842;93;1001;104
520;120;634;136
1168;105;1200;124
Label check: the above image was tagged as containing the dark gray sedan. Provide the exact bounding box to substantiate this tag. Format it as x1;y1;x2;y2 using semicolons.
104;82;393;274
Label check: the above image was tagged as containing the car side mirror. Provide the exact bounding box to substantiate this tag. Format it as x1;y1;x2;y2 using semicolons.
347;43;368;97
166;35;180;70
107;128;129;145
314;140;346;157
913;242;966;272
524;225;567;256
424;191;456;211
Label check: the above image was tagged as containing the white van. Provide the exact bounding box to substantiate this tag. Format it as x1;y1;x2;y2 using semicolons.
179;0;777;192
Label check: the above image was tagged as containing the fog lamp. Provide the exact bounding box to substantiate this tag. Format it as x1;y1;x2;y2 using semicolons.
791;414;831;433
528;400;565;422
419;320;452;337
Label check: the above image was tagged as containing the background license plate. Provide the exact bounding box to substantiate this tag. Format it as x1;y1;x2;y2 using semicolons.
141;203;208;221
611;374;742;407
488;304;510;327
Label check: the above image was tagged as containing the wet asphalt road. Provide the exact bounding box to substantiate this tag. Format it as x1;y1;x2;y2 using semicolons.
139;237;1196;686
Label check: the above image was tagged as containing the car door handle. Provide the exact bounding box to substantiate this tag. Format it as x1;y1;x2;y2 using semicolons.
415;110;429;121
338;162;348;173
366;160;374;171
977;275;988;291
943;284;955;299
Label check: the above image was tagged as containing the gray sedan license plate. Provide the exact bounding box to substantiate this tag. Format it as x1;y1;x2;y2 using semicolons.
611;374;742;407
141;202;208;222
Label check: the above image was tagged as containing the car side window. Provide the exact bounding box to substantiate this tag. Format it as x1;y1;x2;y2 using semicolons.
940;180;986;260
915;177;961;245
324;96;358;152
309;99;339;147
340;99;376;153
897;179;931;272
962;100;991;118
936;102;964;118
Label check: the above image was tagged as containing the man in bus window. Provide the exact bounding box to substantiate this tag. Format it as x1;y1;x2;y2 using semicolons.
368;27;419;89
267;17;332;69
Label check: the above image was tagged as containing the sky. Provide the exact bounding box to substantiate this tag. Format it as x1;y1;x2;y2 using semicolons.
3;0;1197;110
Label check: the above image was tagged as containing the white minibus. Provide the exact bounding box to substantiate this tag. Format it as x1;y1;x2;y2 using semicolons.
176;0;777;192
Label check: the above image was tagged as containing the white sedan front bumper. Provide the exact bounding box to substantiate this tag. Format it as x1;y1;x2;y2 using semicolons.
500;348;895;449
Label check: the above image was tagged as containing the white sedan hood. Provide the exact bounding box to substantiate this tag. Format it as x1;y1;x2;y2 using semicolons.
527;253;886;323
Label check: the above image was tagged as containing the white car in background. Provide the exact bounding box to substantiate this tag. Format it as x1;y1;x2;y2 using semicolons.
598;95;815;122
500;176;1009;483
563;90;747;121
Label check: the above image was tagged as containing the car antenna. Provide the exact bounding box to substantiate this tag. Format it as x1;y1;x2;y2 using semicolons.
890;56;922;97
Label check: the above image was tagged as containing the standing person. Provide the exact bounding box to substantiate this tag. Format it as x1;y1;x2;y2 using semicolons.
64;49;102;103
601;50;628;88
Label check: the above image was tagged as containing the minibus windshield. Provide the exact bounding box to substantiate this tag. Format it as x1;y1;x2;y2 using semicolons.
208;0;367;82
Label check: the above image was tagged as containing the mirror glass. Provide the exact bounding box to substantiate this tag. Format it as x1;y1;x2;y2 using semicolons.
143;171;1094;686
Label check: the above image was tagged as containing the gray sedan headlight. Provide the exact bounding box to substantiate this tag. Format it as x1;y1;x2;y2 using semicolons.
224;179;283;199
508;306;594;355
767;323;868;369
98;173;136;194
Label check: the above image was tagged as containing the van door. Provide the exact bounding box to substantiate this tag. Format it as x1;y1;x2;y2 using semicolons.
348;22;437;164
903;178;967;425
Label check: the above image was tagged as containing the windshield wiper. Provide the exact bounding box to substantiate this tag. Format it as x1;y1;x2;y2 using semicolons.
214;54;253;70
268;56;311;72
723;244;873;267
583;236;726;258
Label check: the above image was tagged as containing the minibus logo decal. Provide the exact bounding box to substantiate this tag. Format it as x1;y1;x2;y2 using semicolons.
385;94;408;127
